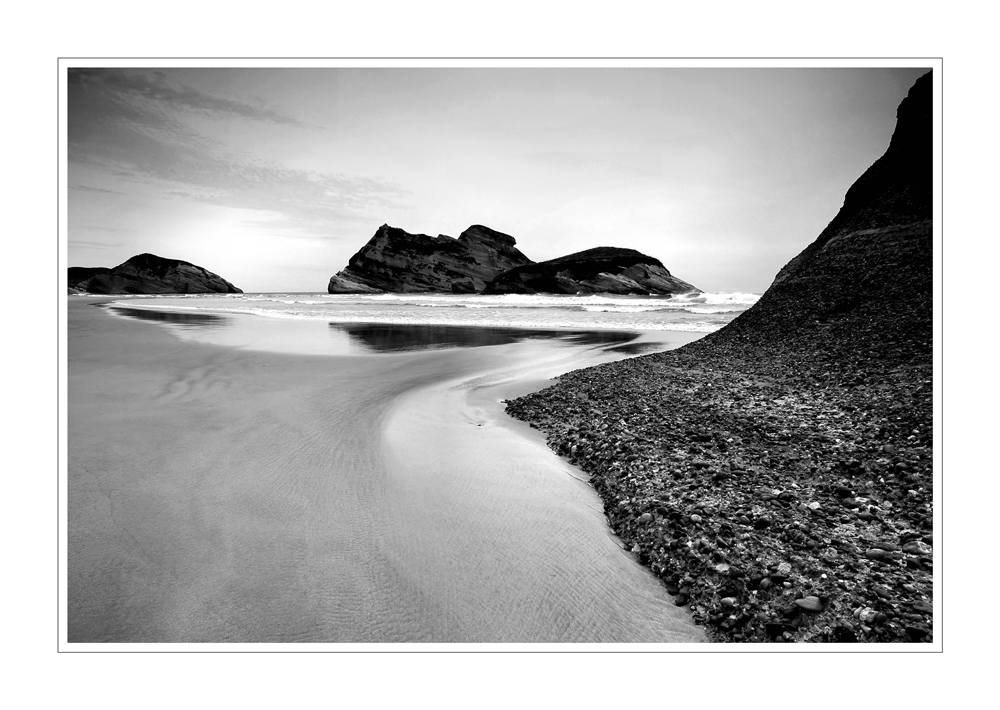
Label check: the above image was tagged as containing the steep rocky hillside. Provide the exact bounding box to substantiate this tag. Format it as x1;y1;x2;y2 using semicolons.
506;71;934;643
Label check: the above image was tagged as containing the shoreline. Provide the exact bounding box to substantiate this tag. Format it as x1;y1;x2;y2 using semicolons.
67;298;706;643
507;336;934;643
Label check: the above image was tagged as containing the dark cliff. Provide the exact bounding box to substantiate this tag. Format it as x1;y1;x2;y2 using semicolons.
327;224;533;293
68;253;243;294
504;71;935;644
482;246;699;295
699;70;932;362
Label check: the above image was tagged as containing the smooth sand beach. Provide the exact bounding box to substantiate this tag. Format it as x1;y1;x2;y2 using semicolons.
67;299;705;643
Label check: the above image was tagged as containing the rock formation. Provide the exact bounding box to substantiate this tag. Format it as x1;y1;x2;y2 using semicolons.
328;224;533;293
482;246;699;295
702;70;932;362
68;253;243;294
505;71;934;643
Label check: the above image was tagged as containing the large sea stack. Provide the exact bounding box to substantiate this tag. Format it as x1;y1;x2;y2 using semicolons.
327;224;533;293
506;71;934;643
483;246;699;295
68;253;243;294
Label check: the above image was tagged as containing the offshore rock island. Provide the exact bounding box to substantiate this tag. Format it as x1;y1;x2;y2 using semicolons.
68;253;243;295
506;71;933;642
482;247;698;295
328;223;699;295
328;224;532;293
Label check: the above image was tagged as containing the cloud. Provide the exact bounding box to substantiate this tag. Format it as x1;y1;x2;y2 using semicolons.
67;68;409;237
69;238;123;249
69;185;124;194
68;68;304;126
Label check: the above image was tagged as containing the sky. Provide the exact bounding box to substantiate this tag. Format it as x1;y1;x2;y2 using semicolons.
66;65;928;293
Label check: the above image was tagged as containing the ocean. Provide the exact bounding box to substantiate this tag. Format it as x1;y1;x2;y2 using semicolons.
90;291;760;355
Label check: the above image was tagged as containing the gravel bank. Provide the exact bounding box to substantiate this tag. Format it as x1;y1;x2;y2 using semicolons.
506;337;932;643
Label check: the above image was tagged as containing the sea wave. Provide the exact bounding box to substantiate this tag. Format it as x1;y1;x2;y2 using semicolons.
104;290;757;335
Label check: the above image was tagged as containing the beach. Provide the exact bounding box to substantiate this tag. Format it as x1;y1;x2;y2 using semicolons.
508;337;934;643
67;298;706;643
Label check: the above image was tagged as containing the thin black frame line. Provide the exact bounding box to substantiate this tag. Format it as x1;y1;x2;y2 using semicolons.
57;61;943;653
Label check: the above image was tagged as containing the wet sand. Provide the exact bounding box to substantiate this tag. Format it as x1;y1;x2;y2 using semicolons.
67;299;704;643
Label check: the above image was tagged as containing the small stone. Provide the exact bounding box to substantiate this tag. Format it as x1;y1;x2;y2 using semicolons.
858;607;878;623
865;548;894;563
720;597;736;607
794;596;825;612
902;540;932;556
690;514;703;523
807;501;821;510
638;512;653;523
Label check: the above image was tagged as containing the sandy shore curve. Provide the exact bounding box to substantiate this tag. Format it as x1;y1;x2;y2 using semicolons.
66;299;703;644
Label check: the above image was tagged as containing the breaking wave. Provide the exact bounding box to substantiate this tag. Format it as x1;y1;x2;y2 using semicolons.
106;291;759;334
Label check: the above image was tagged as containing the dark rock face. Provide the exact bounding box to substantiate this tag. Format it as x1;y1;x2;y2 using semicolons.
703;71;932;363
328;224;533;293
482;246;700;295
505;71;934;643
68;253;242;294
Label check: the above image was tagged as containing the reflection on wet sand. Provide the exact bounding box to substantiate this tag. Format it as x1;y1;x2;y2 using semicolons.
105;305;227;328
105;303;644;356
331;322;639;353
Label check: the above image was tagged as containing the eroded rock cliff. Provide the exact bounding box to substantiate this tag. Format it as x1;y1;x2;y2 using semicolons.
482;246;699;295
68;253;243;294
704;70;932;362
328;224;532;293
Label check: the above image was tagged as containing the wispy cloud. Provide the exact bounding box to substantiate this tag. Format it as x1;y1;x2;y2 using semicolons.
77;225;123;232
69;184;125;194
68;69;304;126
69;239;123;249
67;68;408;237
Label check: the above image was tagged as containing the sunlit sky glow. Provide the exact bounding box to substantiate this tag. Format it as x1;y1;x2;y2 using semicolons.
67;65;927;293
